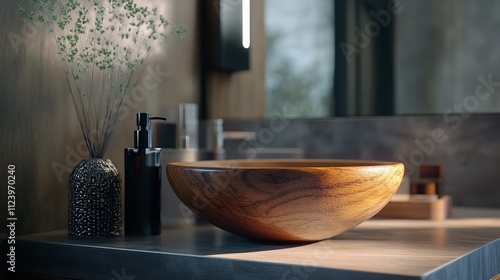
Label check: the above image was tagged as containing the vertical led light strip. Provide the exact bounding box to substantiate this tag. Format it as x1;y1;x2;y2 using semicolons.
242;0;251;49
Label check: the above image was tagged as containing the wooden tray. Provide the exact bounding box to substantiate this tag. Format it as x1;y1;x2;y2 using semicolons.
374;196;452;220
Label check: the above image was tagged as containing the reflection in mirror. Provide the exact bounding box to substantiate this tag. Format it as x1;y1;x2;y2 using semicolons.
265;0;334;118
395;0;500;114
265;0;500;117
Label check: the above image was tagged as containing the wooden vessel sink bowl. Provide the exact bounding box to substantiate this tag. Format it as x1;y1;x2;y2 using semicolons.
166;159;404;242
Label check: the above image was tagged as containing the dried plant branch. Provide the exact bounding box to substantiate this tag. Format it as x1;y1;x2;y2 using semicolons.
18;0;186;158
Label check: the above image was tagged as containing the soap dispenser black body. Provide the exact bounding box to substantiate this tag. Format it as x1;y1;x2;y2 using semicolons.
124;113;164;236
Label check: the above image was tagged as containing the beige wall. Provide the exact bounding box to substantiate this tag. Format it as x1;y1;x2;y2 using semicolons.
0;0;266;235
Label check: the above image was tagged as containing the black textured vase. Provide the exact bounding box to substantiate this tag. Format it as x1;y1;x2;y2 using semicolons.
68;158;122;237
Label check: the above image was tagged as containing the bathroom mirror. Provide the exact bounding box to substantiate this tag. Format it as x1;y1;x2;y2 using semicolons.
265;0;500;117
265;0;334;118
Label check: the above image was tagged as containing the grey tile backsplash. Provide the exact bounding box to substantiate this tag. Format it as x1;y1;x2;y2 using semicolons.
222;114;500;208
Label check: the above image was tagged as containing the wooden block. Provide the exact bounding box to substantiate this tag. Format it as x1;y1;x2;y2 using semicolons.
419;165;443;178
411;178;444;197
410;179;437;195
374;196;452;220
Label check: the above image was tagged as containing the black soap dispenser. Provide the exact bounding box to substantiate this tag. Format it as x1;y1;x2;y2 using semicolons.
124;113;166;236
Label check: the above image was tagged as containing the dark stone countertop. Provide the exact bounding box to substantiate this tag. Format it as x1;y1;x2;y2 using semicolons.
7;207;500;280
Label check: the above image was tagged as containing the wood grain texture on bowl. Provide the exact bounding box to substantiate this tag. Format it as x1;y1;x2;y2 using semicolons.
167;159;404;242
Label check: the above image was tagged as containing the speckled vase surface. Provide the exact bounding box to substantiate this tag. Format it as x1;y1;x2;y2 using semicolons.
68;158;122;238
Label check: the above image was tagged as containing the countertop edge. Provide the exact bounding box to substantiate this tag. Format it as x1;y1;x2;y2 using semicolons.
423;238;500;280
11;237;422;280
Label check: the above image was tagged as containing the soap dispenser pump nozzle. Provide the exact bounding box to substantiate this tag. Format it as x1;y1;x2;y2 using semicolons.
134;113;167;149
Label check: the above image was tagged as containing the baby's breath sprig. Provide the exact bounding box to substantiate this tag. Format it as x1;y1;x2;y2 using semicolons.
19;0;184;80
18;0;186;158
